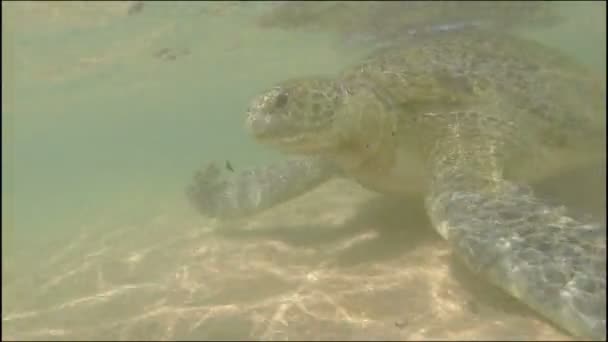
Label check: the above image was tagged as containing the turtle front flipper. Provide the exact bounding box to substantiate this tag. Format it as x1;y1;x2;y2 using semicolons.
425;117;606;340
186;157;338;219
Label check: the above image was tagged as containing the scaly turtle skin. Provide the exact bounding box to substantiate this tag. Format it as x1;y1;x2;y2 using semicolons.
187;31;606;340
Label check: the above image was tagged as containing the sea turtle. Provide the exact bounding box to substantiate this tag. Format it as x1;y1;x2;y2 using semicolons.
187;31;606;340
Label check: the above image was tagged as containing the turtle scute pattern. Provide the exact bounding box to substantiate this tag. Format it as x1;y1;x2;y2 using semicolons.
188;32;606;340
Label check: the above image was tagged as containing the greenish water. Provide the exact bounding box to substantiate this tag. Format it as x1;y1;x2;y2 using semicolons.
3;2;605;248
3;2;367;249
1;1;605;340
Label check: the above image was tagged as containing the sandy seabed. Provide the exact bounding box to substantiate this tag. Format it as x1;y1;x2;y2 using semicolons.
2;179;576;341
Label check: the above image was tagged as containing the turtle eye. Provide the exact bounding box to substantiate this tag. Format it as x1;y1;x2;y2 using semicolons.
274;92;288;108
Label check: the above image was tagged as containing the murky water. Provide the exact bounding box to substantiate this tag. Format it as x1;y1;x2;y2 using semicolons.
2;1;605;340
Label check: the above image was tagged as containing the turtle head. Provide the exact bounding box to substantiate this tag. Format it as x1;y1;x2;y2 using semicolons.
246;76;349;154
